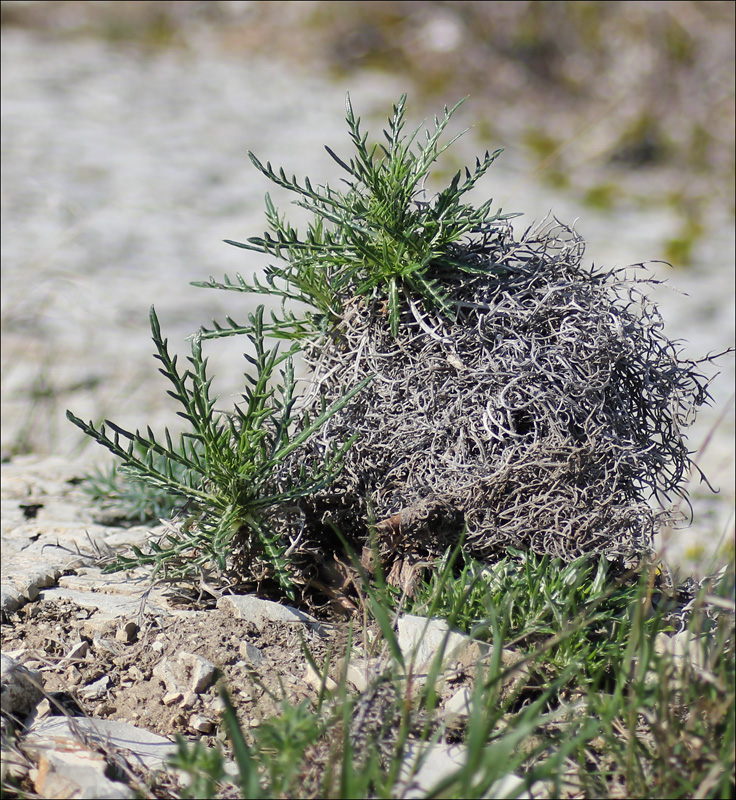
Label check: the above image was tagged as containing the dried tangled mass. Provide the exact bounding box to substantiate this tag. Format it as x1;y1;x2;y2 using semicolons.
285;219;712;570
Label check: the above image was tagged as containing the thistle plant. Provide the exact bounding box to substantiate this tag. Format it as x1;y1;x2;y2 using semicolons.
194;93;520;338
190;92;717;576
69;91;721;602
67;306;368;597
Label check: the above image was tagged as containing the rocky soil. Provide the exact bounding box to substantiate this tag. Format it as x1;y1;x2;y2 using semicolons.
2;455;524;798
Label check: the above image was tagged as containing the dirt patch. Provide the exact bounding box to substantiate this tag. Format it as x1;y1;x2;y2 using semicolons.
1;598;347;747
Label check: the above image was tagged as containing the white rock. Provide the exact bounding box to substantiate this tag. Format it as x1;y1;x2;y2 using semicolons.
24;716;178;772
63;640;90;663
153;652;218;696
152;659;181;695
397;740;542;799
33;747;132;800
79;675;110;699
396;742;464;798
443;686;474;718
1;555;61;607
649;630;711;688
177;652;219;694
341;657;374;693
189;714;213;734
396;614;489;676
162;691;183;706
115;621;139;644
1;653;43;718
238;640;265;667
217;594;325;633
396;614;526;701
39;586;167;627
303;663;338;693
0;583;23;614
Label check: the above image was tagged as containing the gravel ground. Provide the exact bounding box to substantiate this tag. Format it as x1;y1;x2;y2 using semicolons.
2;28;733;574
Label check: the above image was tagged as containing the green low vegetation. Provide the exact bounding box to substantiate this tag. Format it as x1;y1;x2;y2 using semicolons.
169;551;735;799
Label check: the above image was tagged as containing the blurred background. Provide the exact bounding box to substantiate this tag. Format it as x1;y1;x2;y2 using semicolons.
1;1;733;572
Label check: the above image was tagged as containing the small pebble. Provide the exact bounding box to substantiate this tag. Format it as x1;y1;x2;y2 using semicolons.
189;714;213;733
163;691;183;706
115;621;138;644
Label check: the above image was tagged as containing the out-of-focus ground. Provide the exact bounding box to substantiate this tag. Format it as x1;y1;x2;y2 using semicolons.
1;1;733;574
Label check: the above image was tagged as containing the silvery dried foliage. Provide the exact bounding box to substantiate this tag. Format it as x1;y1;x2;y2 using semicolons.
284;217;715;570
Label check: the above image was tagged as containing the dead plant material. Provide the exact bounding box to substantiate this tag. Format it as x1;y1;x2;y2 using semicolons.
284;217;718;567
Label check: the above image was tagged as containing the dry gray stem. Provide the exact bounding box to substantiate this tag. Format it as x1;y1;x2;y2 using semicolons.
281;218;715;572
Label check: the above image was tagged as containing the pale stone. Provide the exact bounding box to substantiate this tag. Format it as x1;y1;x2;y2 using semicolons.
177;652;218;694
342;657;370;693
396;614;526;699
396;614;490;676
1;555;61;606
162;691;183;706
443;686;473;718
152;659;180;695
649;630;711;688
189;714;213;733
64;640;90;662
397;740;543;799
0;584;22;615
24;716;178;772
217;594;326;634
34;747;132;800
1;653;43;718
339;656;385;693
238;640;265;667
398;741;466;798
79;675;110;699
302;663;338;693
115;621;139;644
153;652;218;697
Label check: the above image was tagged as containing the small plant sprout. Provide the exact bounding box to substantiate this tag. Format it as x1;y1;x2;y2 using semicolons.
68;305;369;597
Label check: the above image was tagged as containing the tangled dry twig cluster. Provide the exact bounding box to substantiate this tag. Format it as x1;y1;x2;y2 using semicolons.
285;217;715;574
